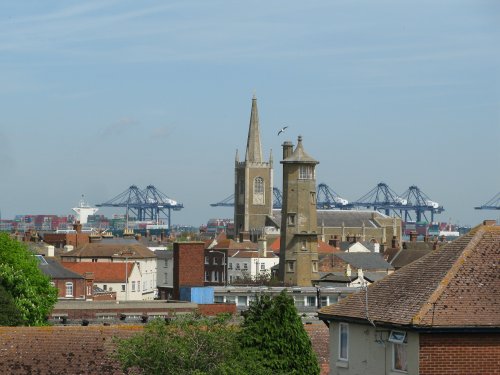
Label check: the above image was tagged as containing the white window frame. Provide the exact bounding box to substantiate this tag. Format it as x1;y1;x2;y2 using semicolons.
65;282;74;297
339;323;349;361
299;165;314;179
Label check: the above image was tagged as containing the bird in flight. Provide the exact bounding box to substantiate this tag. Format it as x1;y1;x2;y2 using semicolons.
277;126;288;136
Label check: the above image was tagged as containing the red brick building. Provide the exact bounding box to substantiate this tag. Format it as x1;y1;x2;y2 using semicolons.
318;220;500;375
172;242;206;299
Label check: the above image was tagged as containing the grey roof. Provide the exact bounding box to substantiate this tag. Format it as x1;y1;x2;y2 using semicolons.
273;209;388;229
391;248;432;269
334;252;393;270
38;257;84;279
154;250;173;260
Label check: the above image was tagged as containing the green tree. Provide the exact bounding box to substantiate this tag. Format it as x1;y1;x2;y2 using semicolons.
0;284;23;326
0;233;58;325
239;290;320;375
115;314;240;375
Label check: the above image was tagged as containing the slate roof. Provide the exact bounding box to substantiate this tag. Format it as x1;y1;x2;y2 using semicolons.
61;238;156;259
37;257;84;279
273;209;388;228
154;250;173;260
390;247;432;269
62;262;135;283
334;252;393;271
319;223;500;329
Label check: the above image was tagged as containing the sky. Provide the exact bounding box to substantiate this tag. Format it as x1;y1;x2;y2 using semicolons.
0;0;499;228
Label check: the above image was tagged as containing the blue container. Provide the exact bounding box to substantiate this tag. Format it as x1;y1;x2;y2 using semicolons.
179;287;214;304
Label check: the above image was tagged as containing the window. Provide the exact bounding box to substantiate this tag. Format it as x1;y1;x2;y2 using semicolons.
236;263;240;270
287;261;295;272
213;257;218;265
294;297;305;307
86;285;92;296
214;296;224;303
121;284;126;292
237;296;248;306
310;192;316;204
287;213;296;226
243;263;248;270
260;263;265;270
137;281;141;291
204;256;209;265
205;271;210;282
103;284;107;291
65;282;73;297
339;323;349;361
392;343;408;372
320;296;329;307
299;165;314;179
164;259;168;268
253;177;265;205
132;281;136;292
164;272;168;282
228;263;233;270
92;258;98;262
389;330;407;344
312;261;318;272
212;271;218;282
306;296;316;307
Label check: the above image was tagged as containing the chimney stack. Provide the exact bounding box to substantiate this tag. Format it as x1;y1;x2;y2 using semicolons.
282;141;294;159
391;235;399;249
409;231;418;242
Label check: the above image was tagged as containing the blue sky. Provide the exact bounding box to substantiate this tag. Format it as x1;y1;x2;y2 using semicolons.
0;0;499;227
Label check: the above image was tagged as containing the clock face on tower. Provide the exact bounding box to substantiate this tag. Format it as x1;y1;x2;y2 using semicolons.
253;192;264;205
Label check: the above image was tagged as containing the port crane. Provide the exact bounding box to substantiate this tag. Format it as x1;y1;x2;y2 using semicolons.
210;188;283;209
475;192;500;210
96;185;183;229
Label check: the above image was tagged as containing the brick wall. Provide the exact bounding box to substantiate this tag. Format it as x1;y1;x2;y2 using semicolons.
53;278;87;300
173;242;205;299
419;333;500;375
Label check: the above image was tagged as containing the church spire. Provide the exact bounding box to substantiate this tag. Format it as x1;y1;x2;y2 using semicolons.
245;95;263;162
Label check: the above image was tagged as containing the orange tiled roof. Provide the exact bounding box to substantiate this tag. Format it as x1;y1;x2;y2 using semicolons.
62;262;134;283
319;223;500;328
0;326;139;375
0;323;328;375
268;238;339;254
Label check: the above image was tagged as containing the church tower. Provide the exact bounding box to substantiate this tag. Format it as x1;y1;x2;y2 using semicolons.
234;95;273;240
279;136;319;286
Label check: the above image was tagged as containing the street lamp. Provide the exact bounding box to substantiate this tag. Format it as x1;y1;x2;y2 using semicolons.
209;250;227;287
118;250;135;301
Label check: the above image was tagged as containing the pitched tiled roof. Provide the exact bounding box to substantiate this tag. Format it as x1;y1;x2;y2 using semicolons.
0;326;139;375
0;324;329;375
303;322;330;375
61;238;156;259
319;223;500;329
268;237;339;255
62;262;134;283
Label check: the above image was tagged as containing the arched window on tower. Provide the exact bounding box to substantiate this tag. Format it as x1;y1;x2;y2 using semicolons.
253;177;265;205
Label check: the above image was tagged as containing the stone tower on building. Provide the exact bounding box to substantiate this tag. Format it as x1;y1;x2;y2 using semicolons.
234;95;273;240
279;136;319;286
